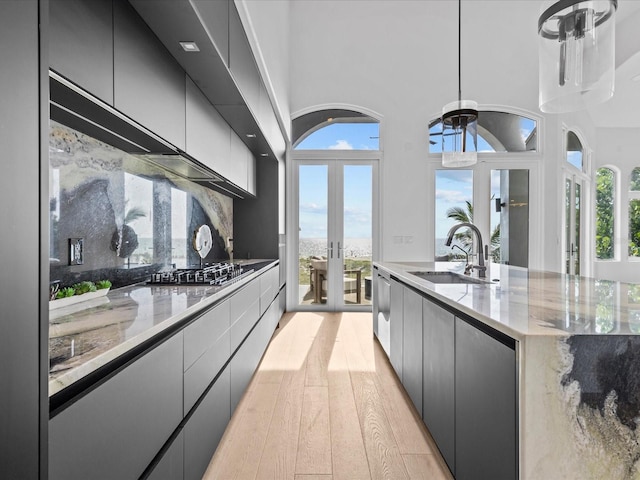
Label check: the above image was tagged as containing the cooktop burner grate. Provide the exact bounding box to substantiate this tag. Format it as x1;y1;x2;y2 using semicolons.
148;263;253;286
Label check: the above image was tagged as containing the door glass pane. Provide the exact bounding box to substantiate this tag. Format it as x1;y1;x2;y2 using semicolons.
575;183;581;275
298;165;328;305
342;165;372;306
435;170;473;260
491;169;529;267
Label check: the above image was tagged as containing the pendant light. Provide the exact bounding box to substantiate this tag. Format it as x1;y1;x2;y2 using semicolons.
441;0;478;168
538;0;617;113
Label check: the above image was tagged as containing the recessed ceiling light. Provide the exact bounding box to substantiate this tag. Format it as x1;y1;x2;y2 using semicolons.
260;153;269;157
246;133;256;138
179;41;200;52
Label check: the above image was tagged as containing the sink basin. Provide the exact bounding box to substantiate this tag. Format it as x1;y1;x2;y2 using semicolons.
408;271;488;285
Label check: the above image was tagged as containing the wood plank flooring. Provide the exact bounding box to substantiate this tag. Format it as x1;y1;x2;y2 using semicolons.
203;312;453;480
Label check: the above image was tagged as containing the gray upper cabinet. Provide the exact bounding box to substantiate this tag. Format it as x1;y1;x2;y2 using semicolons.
230;129;253;192
422;298;455;475
402;286;423;415
191;0;230;66
186;77;232;173
113;1;186;150
228;5;260;110
49;0;114;104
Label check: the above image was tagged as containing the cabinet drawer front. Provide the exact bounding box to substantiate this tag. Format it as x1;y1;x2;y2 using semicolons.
184;367;230;480
259;266;279;315
230;296;260;353
49;333;184;480
230;279;260;320
184;300;230;371
184;330;231;415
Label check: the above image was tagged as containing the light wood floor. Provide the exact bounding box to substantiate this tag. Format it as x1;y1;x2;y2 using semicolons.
203;312;454;480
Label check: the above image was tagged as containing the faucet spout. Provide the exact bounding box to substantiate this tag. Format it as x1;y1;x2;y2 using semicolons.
444;222;487;277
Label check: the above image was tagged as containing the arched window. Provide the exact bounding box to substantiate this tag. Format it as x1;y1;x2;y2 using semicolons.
429;110;537;153
566;131;584;171
595;167;615;260
293;109;380;150
629;167;640;257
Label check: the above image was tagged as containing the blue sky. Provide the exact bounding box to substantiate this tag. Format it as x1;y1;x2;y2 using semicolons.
296;122;379;150
298;164;372;239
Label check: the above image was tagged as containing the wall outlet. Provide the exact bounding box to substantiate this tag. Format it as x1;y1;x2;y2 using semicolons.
69;238;84;265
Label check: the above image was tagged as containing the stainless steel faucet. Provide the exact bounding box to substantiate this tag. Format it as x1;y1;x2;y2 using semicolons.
445;222;487;278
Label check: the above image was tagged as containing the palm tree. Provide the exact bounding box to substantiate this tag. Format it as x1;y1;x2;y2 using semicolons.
446;200;501;262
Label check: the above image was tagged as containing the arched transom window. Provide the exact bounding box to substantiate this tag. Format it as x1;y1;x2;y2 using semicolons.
293;109;380;151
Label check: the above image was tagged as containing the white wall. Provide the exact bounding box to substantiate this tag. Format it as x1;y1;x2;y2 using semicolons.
594;127;640;283
289;0;569;266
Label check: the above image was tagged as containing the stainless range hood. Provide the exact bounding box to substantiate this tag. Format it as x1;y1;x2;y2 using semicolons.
49;71;247;198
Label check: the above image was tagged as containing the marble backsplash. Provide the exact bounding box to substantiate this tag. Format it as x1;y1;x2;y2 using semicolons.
49;121;233;289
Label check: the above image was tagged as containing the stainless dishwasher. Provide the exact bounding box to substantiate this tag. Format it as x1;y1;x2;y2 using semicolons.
374;266;391;357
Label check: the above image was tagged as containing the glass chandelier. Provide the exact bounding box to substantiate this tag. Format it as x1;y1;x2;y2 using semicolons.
538;0;617;113
441;0;478;168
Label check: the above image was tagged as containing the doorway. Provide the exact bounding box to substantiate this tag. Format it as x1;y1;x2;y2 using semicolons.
564;174;583;275
293;159;377;311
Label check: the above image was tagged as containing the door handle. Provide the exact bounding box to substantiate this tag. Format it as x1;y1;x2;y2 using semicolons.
328;241;333;259
338;241;341;259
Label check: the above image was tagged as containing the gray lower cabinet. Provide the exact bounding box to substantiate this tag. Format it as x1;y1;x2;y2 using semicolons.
50;267;281;480
402;286;423;415
422;298;455;474
390;278;404;379
49;333;184;480
184;366;231;480
146;431;184;480
455;317;517;480
183;300;231;415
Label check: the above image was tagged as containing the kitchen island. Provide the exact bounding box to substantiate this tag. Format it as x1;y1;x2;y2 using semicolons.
375;261;640;480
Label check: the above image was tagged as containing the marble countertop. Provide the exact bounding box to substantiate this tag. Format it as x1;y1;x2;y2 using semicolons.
49;260;278;396
375;261;640;340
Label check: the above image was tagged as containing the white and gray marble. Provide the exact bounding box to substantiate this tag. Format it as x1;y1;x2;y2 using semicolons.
376;261;640;480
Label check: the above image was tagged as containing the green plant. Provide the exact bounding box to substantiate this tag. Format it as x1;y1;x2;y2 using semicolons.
55;287;75;299
73;281;97;295
96;279;112;290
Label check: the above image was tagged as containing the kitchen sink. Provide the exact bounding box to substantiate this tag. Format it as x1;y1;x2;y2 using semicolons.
408;271;489;284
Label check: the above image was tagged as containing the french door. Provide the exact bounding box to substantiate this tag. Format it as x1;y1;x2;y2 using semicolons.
293;158;377;311
564;174;583;275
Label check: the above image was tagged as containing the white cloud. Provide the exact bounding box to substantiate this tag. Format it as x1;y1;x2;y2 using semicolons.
328;139;354;150
435;189;470;204
300;203;327;214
